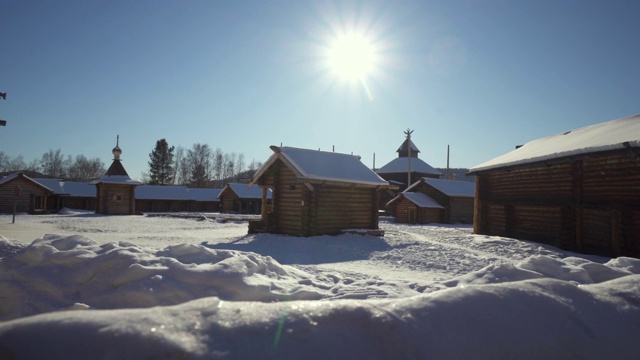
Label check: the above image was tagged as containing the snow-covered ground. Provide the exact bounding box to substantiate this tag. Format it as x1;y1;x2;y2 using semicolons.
1;210;639;359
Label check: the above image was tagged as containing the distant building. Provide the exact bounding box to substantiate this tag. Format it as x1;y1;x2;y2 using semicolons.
387;178;475;224
0;172;54;214
248;146;391;236
469;114;640;258
135;185;221;213
90;137;141;215
218;183;271;214
376;137;442;190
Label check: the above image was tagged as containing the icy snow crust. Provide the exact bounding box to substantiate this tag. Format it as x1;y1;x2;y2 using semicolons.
1;212;639;359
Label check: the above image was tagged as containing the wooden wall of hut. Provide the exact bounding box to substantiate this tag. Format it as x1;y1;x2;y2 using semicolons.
411;182;474;224
392;197;442;224
474;149;640;258
95;184;137;215
0;177;50;214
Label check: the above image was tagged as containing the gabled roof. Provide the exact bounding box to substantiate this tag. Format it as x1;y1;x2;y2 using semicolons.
420;178;475;198
386;192;444;209
0;173;55;193
251;146;390;187
376;157;442;176
219;183;271;199
470;114;640;173
105;159;129;177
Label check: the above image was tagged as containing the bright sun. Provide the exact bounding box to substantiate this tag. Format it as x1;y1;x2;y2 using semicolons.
327;33;376;82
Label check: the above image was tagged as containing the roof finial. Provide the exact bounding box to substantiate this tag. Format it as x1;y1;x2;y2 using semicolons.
112;135;122;160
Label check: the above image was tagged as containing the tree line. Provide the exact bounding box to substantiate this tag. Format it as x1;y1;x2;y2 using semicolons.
0;150;105;181
144;139;262;188
0;140;261;188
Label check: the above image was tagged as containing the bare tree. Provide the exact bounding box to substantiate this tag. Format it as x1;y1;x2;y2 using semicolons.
173;146;189;185
237;153;245;176
0;151;9;172
213;148;224;187
6;155;26;172
66;155;105;181
41;149;65;178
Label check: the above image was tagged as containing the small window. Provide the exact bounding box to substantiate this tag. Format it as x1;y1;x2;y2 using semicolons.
112;194;123;202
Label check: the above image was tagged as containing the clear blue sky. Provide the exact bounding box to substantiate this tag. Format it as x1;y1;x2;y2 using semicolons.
1;0;639;180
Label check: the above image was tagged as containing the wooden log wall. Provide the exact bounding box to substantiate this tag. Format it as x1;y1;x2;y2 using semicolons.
392;197;416;223
219;190;239;213
0;177;49;213
273;164;303;236
419;207;443;224
448;197;475;224
96;184;136;215
393;197;442;224
475;149;640;258
314;185;376;234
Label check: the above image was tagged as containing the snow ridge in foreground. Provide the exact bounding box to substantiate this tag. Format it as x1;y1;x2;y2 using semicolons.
1;233;640;359
1;275;639;359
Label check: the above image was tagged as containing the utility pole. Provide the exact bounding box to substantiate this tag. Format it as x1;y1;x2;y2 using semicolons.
404;128;413;188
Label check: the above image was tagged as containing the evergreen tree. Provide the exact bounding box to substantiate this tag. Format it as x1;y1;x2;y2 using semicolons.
148;139;175;185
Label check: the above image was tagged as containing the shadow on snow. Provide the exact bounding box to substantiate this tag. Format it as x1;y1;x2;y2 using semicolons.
202;233;393;265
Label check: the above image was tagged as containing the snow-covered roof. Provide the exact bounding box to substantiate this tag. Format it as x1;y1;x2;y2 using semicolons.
90;175;142;185
220;183;271;199
376;157;442;176
33;179;97;197
422;178;475;198
401;192;444;208
136;186;222;201
0;173;55;193
136;186;192;200
470;114;640;173
186;188;223;202
252;146;390;187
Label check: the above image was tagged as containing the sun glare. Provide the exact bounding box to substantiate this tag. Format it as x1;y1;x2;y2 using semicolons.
327;33;376;83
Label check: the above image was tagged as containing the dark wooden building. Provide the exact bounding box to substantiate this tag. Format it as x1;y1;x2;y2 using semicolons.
387;178;475;224
90;138;141;215
248;146;391;236
218;183;270;214
387;191;444;224
469;114;640;258
0;172;53;214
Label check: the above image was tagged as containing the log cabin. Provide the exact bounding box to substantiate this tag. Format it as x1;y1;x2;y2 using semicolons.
90;138;141;215
0;172;54;214
218;183;271;214
387;178;475;224
469;114;640;258
248;146;391;236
